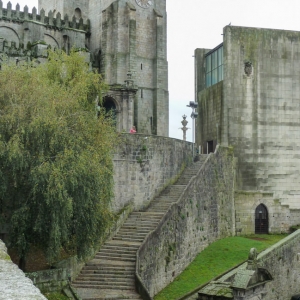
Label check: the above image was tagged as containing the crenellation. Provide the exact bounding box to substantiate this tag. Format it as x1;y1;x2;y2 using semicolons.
0;5;90;31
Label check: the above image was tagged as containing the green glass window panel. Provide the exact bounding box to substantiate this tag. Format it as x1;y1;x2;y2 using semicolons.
212;69;218;85
212;51;217;69
206;72;211;87
218;65;223;81
206;55;211;73
218;47;223;66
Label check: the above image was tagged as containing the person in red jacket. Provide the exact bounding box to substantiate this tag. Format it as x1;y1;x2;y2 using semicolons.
129;126;136;134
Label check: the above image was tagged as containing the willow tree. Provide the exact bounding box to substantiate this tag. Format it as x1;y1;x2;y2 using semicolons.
0;50;117;269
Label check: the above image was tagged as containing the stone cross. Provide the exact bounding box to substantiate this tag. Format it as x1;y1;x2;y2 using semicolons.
180;115;189;141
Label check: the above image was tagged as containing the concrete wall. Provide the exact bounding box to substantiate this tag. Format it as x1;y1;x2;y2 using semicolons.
196;26;300;232
0;240;46;300
136;146;236;297
223;26;300;209
112;133;193;212
196;81;223;153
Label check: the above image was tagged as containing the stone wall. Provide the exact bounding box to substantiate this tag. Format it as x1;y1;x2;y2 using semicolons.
136;146;236;297
0;239;46;300
258;229;300;300
112;133;193;212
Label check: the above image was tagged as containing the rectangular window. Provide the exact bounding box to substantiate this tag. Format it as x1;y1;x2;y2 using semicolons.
205;43;223;88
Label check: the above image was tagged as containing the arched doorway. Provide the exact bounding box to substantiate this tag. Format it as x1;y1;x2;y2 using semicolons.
102;96;117;124
255;204;268;234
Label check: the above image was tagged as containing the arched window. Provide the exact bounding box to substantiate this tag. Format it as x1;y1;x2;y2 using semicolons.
255;204;268;234
74;8;82;20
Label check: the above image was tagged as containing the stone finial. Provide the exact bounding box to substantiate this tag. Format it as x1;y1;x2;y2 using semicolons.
180;115;189;141
24;5;28;19
56;12;61;27
15;3;20;18
246;248;258;271
64;14;69;27
7;1;12;18
48;10;53;25
72;15;76;28
32;6;37;20
86;19;91;31
40;8;45;23
79;17;83;30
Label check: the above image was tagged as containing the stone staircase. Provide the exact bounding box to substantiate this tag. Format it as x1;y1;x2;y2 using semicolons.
72;156;207;300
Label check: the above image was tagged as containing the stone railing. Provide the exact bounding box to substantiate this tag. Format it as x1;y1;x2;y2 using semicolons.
0;1;90;32
136;146;237;297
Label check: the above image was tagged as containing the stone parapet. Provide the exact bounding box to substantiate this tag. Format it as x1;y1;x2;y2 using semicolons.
0;239;46;300
112;133;194;212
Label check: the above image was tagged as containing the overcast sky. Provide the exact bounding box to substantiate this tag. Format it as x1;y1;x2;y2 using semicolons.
3;0;300;141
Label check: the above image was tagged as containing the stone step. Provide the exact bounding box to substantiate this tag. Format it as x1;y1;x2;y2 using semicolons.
74;276;134;283
95;255;135;262
112;236;144;242
80;269;134;276
99;247;137;254
72;283;135;290
72;161;203;298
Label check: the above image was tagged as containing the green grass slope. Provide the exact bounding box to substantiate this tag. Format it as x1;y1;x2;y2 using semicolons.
154;235;287;300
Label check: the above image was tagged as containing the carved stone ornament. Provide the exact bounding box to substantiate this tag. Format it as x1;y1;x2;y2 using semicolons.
244;61;253;76
135;0;153;9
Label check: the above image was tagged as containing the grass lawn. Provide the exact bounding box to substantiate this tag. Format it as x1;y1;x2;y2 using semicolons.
43;292;69;300
154;234;287;300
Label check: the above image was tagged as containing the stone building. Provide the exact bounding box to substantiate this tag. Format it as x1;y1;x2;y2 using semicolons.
0;0;169;135
195;25;300;234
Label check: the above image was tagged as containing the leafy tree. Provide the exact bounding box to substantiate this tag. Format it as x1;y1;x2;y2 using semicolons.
0;50;117;269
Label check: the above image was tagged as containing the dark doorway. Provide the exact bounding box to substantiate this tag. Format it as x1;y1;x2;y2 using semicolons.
102;96;116;122
255;204;268;234
207;140;214;153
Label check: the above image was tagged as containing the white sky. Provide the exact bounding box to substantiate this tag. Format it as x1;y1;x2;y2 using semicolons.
3;0;300;141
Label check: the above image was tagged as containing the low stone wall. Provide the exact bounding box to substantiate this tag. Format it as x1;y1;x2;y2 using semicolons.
136;146;236;297
26;268;69;294
258;230;300;300
112;133;194;212
0;239;46;300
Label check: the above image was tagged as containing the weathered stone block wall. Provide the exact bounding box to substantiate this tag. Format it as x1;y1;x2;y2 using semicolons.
112;133;193;212
235;191;300;234
0;239;46;300
136;146;236;297
258;230;300;299
26;268;68;293
223;26;300;210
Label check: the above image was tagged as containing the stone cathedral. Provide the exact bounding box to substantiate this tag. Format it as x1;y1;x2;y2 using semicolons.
0;0;169;136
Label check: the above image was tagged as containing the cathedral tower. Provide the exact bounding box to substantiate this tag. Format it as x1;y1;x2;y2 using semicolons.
38;0;169;136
